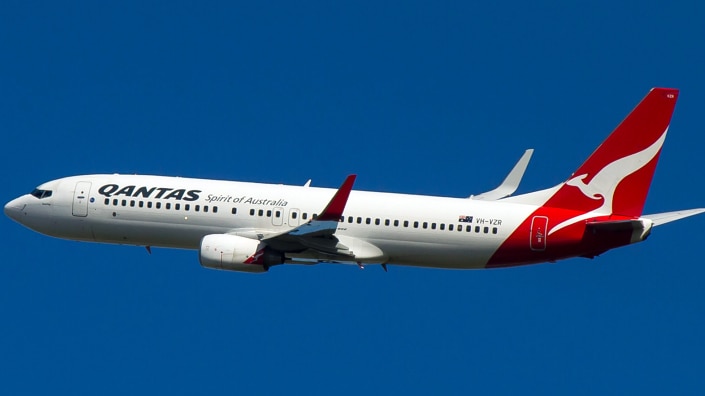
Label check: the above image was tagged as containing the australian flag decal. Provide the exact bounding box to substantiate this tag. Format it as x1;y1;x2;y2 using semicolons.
458;215;473;223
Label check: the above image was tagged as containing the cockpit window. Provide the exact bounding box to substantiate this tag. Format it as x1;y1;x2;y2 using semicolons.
31;189;53;199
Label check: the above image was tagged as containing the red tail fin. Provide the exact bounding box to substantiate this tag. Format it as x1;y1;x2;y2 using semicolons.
488;88;681;268
546;88;679;217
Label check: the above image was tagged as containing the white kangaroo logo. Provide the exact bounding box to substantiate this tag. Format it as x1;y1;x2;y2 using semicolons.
549;128;668;235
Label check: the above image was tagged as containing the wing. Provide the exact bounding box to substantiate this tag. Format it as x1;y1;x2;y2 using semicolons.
245;175;384;263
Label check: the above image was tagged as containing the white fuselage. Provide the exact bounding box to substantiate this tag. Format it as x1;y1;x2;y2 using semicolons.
5;174;537;269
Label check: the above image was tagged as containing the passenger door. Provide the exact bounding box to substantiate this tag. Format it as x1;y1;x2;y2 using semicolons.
72;181;92;217
530;216;548;251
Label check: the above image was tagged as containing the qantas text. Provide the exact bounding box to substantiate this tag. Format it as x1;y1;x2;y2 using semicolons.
98;184;201;201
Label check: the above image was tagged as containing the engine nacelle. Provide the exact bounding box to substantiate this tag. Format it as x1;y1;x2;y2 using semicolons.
199;234;284;273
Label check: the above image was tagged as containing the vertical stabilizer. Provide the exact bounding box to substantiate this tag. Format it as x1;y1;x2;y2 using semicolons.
488;88;682;267
546;88;679;218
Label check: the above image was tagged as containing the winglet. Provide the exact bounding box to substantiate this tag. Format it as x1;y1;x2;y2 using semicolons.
316;175;357;221
471;149;533;200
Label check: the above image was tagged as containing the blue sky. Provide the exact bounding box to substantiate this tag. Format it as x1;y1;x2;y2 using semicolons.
2;1;705;394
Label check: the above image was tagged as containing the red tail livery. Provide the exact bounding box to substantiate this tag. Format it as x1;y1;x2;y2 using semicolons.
489;88;689;267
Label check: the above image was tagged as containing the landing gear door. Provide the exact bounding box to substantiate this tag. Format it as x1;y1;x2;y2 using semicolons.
530;216;548;251
72;181;92;217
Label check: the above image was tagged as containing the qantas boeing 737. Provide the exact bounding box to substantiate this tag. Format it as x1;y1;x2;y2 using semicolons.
5;88;705;273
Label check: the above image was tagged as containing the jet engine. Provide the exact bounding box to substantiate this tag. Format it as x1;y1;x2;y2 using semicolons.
199;234;284;273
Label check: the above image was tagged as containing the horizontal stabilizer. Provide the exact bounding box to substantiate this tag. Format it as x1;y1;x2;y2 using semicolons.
643;209;705;226
471;149;533;200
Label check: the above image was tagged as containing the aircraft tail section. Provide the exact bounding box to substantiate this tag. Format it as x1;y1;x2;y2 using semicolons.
545;88;679;217
488;88;688;268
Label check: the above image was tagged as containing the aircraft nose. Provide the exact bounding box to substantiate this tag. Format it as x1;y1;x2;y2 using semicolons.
4;197;26;223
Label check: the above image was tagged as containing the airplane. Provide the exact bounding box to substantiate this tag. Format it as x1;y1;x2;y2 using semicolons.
5;88;704;273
